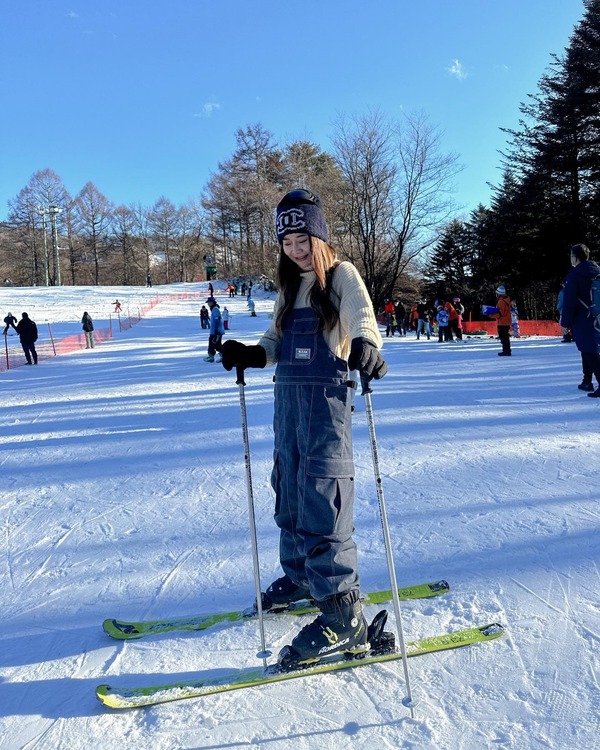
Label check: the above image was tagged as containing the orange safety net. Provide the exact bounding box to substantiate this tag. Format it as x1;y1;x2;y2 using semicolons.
463;320;562;336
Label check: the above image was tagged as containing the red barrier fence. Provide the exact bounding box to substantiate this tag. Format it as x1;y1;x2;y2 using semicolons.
462;320;562;336
1;291;201;372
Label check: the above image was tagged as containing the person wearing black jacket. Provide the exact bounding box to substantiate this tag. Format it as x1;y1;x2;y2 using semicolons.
15;312;38;365
560;244;600;397
394;300;406;335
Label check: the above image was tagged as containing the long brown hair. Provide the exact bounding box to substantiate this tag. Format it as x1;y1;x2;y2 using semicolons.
275;237;340;334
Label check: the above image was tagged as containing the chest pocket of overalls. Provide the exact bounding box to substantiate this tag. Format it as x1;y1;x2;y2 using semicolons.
281;315;320;366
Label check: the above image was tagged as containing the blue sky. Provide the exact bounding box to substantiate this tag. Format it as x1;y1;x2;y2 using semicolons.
0;1;585;221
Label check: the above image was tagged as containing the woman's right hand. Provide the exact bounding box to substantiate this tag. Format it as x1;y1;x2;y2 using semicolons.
221;340;267;372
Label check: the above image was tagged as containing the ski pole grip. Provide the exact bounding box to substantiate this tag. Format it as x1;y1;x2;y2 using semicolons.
360;373;372;396
236;365;246;386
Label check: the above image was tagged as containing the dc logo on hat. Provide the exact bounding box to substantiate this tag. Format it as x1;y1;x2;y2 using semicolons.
277;208;306;235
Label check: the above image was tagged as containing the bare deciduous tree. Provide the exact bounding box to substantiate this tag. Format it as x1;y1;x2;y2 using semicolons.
333;111;460;309
7;169;71;285
73;182;114;285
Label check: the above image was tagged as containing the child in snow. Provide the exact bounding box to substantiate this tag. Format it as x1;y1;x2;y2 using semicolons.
436;305;450;341
220;189;387;666
510;301;520;338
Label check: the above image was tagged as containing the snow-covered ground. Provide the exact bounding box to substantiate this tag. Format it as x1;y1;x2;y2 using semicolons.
1;282;598;750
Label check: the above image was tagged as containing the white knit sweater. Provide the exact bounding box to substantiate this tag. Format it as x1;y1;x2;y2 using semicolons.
258;261;382;365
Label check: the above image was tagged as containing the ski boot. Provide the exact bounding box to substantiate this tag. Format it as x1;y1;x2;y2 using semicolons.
261;575;313;613
203;354;215;362
277;590;369;670
578;381;594;391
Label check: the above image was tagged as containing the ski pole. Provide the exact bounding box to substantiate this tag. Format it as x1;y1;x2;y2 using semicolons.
236;365;272;668
361;373;416;718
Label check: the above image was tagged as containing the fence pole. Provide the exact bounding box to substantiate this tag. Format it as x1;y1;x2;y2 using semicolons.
47;322;56;355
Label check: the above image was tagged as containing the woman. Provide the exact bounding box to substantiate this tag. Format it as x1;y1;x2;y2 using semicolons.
221;189;386;666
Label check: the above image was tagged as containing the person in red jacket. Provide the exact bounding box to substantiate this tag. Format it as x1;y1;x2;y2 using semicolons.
443;300;458;341
490;285;512;356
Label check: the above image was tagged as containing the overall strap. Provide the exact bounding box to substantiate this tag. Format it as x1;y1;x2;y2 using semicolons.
325;261;342;312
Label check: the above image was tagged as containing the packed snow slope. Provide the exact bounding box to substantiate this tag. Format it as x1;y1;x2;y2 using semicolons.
0;283;598;750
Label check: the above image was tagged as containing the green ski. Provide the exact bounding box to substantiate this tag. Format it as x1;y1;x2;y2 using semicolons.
96;620;505;709
103;579;449;640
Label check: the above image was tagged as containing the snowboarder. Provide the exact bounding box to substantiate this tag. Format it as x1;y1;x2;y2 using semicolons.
220;188;387;666
200;305;210;329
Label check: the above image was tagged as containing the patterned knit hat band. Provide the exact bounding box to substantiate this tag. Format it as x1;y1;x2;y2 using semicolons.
275;190;329;244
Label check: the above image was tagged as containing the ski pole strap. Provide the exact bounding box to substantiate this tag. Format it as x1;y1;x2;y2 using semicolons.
236;365;246;386
360;373;373;396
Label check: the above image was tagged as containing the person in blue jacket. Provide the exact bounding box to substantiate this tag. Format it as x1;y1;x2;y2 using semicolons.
560;243;600;397
204;298;224;362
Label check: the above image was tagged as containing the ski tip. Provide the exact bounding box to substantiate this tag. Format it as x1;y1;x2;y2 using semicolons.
96;684;118;708
96;684;143;710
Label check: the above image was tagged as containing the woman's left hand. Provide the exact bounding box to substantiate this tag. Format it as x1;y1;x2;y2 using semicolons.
348;337;388;380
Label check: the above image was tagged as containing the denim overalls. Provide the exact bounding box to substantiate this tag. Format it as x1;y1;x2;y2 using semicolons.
271;307;359;601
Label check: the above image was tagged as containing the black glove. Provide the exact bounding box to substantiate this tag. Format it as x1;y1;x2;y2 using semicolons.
221;340;267;372
348;337;387;380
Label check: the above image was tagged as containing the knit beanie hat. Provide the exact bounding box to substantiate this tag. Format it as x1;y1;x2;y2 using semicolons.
496;285;506;295
275;189;329;244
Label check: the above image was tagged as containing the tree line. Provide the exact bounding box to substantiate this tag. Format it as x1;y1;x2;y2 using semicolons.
425;0;600;320
0;111;458;313
1;1;597;319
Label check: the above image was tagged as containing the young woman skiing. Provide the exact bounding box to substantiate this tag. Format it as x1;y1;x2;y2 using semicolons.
221;189;387;666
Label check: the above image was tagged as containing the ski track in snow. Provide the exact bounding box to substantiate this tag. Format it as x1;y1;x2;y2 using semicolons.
0;282;599;749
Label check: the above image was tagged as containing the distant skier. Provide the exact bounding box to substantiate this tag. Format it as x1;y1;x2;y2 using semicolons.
82;311;95;349
204;297;224;362
2;311;17;335
113;300;122;313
